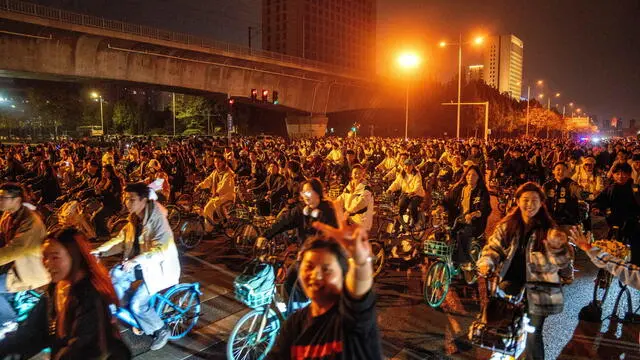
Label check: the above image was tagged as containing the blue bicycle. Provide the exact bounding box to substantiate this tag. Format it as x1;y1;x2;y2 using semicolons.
113;282;202;340
11;289;42;323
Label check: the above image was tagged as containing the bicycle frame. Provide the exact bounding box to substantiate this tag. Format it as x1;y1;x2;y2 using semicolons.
114;282;201;339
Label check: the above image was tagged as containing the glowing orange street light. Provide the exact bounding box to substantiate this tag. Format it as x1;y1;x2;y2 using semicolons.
397;52;421;69
397;52;421;140
439;41;447;48
555;92;561;98
474;36;484;45
538;94;544;99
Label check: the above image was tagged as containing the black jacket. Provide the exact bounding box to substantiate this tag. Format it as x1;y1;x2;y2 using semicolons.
443;183;491;237
263;200;339;242
543;178;582;225
254;173;287;199
593;180;640;227
30;172;60;204
0;278;131;360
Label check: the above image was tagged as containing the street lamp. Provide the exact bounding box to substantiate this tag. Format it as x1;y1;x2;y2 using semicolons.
524;80;544;137
397;51;421;140
439;35;484;138
90;92;105;135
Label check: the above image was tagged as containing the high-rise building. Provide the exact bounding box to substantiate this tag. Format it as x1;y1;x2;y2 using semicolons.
261;0;376;72
483;35;523;99
467;65;484;82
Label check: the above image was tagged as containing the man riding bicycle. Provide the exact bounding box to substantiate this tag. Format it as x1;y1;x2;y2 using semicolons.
386;159;425;226
195;155;236;233
93;182;180;351
0;183;50;326
337;164;374;231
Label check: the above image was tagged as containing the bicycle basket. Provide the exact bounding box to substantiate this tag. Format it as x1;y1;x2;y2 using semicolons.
423;239;453;258
234;261;275;309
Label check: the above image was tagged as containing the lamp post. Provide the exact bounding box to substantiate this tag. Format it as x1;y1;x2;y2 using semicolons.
440;35;484;138
90;92;104;135
397;52;421;140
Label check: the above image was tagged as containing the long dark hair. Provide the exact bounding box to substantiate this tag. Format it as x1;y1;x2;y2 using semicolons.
497;182;556;252
453;165;488;192
102;164;123;192
47;227;118;306
303;177;325;200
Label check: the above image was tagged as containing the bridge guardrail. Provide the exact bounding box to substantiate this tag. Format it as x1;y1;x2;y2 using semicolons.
0;0;365;78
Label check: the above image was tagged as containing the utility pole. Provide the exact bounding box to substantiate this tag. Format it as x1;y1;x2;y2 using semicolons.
526;86;530;137
172;92;176;136
456;33;462;138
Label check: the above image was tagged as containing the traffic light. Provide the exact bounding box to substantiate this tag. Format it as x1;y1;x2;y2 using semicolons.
272;90;279;105
250;89;257;101
227;98;235;111
261;89;269;102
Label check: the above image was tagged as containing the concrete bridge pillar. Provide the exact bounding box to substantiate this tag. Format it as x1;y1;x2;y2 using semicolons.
285;115;327;139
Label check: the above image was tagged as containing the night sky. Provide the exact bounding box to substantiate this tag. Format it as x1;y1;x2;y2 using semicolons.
23;0;640;124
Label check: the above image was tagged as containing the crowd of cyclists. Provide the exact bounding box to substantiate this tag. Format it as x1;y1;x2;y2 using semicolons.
0;134;639;359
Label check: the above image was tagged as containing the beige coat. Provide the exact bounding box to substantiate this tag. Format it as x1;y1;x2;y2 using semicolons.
0;206;51;292
198;168;236;204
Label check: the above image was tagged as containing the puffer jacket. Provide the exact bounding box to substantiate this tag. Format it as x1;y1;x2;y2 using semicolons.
387;170;425;198
478;221;574;315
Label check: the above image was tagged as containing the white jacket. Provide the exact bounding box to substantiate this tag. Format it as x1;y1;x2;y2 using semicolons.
96;201;180;295
337;182;374;231
198;168;236;204
388;170;426;198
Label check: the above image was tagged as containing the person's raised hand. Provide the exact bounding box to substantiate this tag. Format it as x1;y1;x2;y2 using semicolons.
312;200;371;265
568;226;592;252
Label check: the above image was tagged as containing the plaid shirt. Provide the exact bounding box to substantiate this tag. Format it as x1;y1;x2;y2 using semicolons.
478;222;574;315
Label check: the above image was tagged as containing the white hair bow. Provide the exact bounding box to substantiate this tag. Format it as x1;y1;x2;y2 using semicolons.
147;178;164;201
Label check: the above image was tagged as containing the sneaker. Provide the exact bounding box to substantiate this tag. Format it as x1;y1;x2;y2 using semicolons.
150;325;170;351
0;321;18;340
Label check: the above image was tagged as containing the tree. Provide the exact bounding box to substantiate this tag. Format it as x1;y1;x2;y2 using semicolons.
27;86;82;137
173;95;217;133
111;98;140;134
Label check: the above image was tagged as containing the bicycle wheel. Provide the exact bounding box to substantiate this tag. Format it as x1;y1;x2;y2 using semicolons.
223;207;244;241
593;268;612;308
370;240;385;278
178;218;204;250
424;260;451;308
157;285;201;340
175;194;193;212
166;205;182;231
227;307;280;360
235;223;259;256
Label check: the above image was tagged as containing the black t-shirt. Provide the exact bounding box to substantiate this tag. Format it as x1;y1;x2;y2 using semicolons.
267;289;382;360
